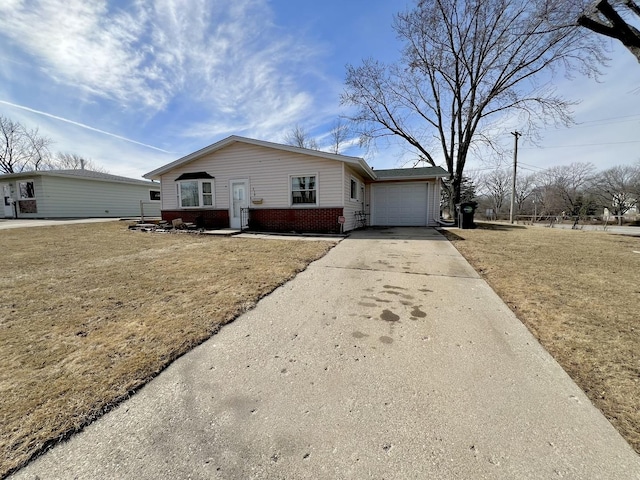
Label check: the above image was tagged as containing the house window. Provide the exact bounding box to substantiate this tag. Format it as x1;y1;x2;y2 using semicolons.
178;180;214;208
149;190;161;201
350;178;358;200
291;175;317;205
202;182;213;206
18;180;35;199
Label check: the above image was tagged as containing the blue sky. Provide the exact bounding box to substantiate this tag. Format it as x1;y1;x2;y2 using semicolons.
0;0;638;180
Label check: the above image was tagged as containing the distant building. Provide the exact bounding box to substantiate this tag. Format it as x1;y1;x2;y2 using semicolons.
1;169;160;219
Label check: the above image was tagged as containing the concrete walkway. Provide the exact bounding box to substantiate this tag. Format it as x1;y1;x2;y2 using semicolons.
0;218;122;229
11;228;640;479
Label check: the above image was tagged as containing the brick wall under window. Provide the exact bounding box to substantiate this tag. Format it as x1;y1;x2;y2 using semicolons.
162;209;229;229
248;208;344;233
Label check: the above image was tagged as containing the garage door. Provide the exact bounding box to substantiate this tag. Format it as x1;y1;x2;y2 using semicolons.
372;183;428;226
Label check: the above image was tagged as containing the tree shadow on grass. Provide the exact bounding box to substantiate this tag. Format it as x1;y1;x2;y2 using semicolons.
440;221;527;241
474;221;528;231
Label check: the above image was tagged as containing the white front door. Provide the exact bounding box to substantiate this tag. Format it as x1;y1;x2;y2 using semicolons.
229;179;249;229
1;183;14;218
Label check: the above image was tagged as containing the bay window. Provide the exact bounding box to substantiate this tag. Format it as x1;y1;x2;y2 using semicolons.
178;179;214;208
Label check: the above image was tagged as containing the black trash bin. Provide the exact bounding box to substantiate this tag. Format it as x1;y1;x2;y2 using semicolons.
457;201;477;229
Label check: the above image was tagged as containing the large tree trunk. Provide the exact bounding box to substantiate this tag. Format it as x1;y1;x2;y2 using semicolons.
450;176;462;221
578;1;640;63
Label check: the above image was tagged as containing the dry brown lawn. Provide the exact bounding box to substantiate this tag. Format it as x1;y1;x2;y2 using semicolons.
0;222;334;478
442;222;640;454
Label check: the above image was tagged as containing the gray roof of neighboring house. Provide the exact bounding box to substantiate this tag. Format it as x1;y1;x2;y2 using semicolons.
0;169;158;187
373;166;449;179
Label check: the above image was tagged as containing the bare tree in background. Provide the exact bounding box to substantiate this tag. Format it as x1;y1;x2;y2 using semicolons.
0;115;53;173
54;152;108;172
590;164;640;223
284;125;319;150
578;0;640;62
343;0;606;217
327;119;351;154
515;172;537;215
477;168;512;216
536;162;596;215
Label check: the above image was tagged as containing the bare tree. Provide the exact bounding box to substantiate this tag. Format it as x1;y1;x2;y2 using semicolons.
342;0;605;215
53;152;107;172
536;162;596;215
0;115;53;173
477;168;512;216
590;164;639;223
327;119;351;155
515;172;537;215
284;125;319;150
578;1;640;62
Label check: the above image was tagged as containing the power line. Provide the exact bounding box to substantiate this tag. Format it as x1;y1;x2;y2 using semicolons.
518;161;545;171
522;139;640;149
569;119;640;129
577;113;640;124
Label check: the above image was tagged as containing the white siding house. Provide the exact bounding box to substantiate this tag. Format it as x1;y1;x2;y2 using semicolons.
144;136;448;233
0;170;161;219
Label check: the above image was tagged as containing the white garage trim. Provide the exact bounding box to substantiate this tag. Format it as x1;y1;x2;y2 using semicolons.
371;182;429;226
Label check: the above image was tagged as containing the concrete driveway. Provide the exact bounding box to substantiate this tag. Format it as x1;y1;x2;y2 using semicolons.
11;228;640;479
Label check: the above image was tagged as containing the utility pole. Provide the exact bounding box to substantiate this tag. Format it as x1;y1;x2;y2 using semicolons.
509;131;521;224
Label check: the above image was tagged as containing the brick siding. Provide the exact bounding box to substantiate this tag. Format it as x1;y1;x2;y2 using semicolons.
161;209;229;229
248;208;344;233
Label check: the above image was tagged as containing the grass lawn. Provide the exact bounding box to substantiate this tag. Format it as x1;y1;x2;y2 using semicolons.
0;222;334;478
442;222;640;454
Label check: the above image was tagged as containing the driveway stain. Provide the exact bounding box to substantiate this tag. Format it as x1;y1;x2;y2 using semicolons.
363;296;391;303
379;336;393;344
352;331;369;339
383;290;415;300
380;309;400;322
411;306;427;318
358;301;378;308
383;285;406;290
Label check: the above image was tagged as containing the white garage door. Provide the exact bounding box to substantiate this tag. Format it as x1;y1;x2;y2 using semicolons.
372;183;428;226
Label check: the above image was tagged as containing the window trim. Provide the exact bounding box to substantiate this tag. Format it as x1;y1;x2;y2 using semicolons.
18;180;35;199
177;179;215;208
289;173;318;207
149;189;161;202
350;177;359;201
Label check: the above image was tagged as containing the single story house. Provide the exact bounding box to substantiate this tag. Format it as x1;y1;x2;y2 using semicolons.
143;135;449;233
0;169;161;219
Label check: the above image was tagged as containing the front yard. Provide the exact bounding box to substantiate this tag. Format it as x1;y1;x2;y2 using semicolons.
442;223;640;454
0;222;333;478
2;220;638;477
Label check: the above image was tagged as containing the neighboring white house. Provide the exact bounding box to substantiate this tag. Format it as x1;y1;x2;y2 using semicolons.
143;135;448;233
0;169;161;219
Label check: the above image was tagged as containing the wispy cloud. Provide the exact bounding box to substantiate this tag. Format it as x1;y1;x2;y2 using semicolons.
0;100;171;152
0;1;164;107
0;0;325;135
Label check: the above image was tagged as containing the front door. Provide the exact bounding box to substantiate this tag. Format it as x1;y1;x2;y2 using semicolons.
1;183;14;218
229;179;249;229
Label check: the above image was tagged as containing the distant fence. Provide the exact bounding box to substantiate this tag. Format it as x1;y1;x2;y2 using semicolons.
513;215;638;228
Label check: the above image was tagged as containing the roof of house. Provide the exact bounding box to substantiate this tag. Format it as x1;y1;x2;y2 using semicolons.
143;135;377;180
0;169;157;187
374;166;449;180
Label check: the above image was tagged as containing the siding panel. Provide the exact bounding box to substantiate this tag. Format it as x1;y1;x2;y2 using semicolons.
21;176;161;218
342;166;366;231
160;142;344;211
